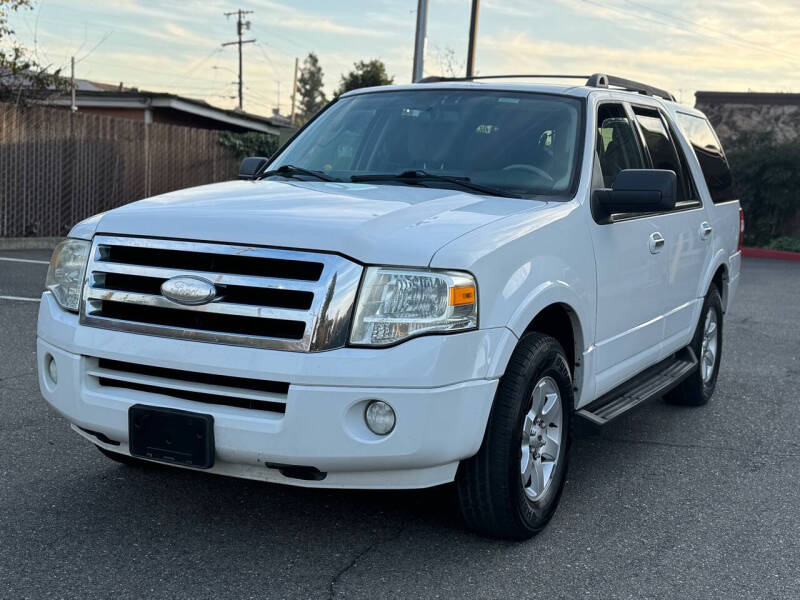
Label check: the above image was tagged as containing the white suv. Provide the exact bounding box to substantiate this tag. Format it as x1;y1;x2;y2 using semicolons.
38;74;742;539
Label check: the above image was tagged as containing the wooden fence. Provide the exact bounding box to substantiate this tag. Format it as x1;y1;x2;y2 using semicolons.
0;102;241;237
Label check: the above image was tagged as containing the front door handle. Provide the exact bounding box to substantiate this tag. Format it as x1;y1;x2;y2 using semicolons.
700;222;713;240
649;232;665;254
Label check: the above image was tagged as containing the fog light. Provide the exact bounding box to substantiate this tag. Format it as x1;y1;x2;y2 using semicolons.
46;354;58;384
364;400;395;435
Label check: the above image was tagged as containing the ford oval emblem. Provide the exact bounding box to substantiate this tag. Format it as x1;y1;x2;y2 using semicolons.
161;276;217;306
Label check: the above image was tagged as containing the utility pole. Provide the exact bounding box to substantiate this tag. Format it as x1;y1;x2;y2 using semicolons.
290;57;299;124
275;81;280;115
466;0;480;78
70;56;77;112
222;9;255;110
412;0;428;82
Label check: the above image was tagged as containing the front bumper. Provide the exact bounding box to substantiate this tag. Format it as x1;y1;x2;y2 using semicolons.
37;293;510;489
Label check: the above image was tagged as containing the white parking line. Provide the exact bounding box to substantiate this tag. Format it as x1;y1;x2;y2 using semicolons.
0;295;41;302
0;257;49;265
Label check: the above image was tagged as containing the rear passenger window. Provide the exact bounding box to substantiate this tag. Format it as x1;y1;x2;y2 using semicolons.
675;112;734;203
633;107;692;203
596;104;645;188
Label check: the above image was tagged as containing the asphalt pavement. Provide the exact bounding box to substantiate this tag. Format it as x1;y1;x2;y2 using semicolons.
1;253;798;599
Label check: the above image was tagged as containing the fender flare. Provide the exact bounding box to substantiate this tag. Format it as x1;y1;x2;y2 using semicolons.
486;280;592;403
698;248;730;310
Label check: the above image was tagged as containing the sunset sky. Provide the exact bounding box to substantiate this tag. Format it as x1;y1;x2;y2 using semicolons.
6;0;800;114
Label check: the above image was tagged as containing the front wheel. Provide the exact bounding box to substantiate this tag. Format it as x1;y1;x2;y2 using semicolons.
456;333;573;540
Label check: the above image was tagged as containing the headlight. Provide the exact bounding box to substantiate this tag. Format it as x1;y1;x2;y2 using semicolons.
350;267;477;346
45;239;91;312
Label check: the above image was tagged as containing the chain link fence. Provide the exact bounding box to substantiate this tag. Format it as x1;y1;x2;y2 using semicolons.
0;102;240;237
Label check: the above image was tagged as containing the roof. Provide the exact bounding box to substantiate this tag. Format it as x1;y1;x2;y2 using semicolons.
341;74;676;103
342;81;684;108
695;91;800;106
49;86;293;135
341;81;593;98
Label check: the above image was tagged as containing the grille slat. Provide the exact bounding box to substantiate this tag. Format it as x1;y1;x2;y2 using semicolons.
86;357;288;414
104;244;324;281
91;260;322;293
85;288;313;323
80;236;363;352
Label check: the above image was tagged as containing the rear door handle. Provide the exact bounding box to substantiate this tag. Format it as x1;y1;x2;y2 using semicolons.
700;222;713;240
649;232;665;254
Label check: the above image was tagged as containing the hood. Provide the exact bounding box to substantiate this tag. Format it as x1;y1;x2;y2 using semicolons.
85;180;548;266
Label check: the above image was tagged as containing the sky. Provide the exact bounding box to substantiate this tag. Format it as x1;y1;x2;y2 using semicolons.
5;0;800;116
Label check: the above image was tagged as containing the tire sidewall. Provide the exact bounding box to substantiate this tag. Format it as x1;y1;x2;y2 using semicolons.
696;287;724;400
507;339;573;530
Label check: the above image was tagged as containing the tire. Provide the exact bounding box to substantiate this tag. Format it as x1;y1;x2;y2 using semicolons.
666;285;723;406
456;332;573;540
96;444;151;467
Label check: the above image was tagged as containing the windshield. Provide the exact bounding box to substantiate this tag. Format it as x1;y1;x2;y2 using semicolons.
268;89;583;198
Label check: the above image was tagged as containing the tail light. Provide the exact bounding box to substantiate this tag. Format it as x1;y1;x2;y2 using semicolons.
738;208;745;252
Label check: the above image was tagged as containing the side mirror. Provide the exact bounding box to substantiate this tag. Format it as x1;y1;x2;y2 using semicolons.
238;156;269;180
594;169;677;218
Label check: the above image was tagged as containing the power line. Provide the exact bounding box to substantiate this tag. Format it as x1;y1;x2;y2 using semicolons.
181;46;224;78
222;9;255;110
621;0;800;64
582;0;800;68
75;30;113;63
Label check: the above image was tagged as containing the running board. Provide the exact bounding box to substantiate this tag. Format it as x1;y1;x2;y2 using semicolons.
577;348;698;425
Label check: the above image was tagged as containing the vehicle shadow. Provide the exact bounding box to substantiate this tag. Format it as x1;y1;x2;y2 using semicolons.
41;403;673;544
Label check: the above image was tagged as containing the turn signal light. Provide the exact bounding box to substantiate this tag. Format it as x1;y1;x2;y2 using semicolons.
450;285;476;306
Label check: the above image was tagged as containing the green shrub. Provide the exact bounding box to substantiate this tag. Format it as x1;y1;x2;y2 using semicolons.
767;236;800;253
218;131;279;159
727;137;800;248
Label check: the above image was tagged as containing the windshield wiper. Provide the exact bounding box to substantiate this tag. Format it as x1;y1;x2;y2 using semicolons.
350;170;518;198
257;164;340;182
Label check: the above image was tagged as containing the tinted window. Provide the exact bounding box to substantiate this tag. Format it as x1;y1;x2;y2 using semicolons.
675;112;734;203
271;90;583;197
596;104;645;187
633;108;691;203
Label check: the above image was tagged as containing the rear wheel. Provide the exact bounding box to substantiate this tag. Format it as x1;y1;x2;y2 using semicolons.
666;285;723;406
456;333;572;540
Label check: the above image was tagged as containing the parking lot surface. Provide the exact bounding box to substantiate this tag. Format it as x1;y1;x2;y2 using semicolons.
1;253;798;599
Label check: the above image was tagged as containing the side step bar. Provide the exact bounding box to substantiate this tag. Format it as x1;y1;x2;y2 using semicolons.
577;348;698;425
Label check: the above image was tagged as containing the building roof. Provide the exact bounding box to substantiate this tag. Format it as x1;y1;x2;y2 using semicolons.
50;81;293;135
695;91;800;106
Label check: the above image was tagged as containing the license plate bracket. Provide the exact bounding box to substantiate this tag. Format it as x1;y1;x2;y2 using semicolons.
129;404;214;469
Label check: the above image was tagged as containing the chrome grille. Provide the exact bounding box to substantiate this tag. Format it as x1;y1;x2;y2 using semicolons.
80;236;363;352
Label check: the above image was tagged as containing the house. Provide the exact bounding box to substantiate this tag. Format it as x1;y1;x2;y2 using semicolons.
48;79;295;139
695;91;800;149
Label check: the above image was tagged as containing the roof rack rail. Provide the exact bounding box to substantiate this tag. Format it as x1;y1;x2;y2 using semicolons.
417;72;675;101
418;74;590;84
586;73;675;101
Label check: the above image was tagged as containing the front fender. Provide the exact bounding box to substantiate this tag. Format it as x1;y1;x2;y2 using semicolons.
430;200;597;404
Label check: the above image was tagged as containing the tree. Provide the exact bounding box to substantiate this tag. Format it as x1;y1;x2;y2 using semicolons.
297;52;326;123
0;0;67;103
727;135;800;248
433;45;464;79
335;59;393;97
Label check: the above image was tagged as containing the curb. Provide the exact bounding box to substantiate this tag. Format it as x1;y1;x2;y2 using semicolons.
742;247;800;262
0;237;63;250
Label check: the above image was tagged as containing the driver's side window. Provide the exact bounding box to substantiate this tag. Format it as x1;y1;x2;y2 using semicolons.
596;104;645;188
